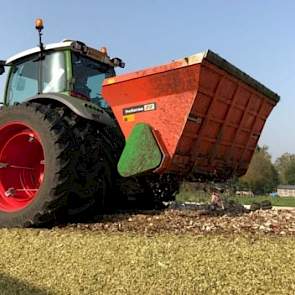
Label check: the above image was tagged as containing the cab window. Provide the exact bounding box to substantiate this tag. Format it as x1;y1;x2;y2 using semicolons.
72;53;112;108
6;51;66;105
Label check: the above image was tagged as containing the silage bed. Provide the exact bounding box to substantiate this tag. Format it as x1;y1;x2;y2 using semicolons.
2;208;295;294
64;208;295;236
1;230;295;294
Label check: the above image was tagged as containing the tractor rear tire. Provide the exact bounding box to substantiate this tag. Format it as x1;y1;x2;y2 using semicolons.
67;122;115;219
0;102;111;227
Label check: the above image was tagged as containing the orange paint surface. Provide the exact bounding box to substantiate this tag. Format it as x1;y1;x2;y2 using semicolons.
102;52;278;180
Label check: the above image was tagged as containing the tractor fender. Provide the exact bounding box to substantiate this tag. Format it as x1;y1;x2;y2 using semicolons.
28;93;116;127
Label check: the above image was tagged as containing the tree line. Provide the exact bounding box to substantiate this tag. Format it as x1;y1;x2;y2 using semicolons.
237;147;295;194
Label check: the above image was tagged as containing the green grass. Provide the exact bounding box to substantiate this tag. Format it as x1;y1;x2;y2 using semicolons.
1;229;295;294
230;195;295;207
177;188;295;207
176;189;211;203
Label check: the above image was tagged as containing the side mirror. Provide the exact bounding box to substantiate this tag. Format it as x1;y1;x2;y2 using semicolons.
111;57;125;68
0;60;5;75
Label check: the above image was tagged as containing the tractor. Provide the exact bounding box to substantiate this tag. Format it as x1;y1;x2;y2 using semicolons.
0;19;279;227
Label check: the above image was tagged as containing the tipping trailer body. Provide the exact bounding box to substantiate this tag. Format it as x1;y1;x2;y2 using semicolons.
102;50;279;181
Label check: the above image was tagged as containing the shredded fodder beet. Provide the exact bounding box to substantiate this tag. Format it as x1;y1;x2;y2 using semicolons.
63;206;295;236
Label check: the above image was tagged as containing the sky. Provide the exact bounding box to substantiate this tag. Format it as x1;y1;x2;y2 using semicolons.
0;0;294;160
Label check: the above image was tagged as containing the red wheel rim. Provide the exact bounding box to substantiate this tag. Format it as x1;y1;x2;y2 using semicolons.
0;122;45;212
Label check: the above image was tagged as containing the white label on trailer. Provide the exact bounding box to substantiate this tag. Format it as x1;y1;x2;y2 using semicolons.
123;103;157;115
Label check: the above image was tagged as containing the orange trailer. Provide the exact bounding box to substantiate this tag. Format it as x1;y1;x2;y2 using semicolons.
102;50;279;181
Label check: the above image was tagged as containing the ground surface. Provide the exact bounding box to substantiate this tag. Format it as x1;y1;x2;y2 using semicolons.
68;207;295;235
1;208;295;294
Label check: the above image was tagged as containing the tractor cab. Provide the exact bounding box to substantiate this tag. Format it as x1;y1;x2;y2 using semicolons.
1;21;124;109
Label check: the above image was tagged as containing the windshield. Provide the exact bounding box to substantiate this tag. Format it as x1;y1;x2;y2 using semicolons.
72;52;112;108
6;51;66;105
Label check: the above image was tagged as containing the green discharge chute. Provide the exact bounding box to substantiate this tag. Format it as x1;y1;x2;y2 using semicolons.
118;123;162;177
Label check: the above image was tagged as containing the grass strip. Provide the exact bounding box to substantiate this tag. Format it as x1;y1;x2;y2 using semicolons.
177;191;295;207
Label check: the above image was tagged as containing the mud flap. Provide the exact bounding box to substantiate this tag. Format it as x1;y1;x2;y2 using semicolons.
117;123;162;177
